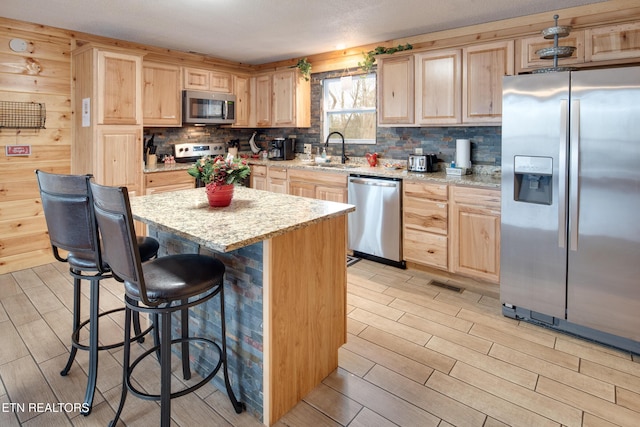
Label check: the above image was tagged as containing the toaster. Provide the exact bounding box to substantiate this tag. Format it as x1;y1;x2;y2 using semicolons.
408;154;438;172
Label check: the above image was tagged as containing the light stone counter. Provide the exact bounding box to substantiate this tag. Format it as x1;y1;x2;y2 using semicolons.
247;157;501;188
129;185;354;253
143;157;501;188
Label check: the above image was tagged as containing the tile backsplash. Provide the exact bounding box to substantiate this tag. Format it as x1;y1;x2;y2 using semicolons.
144;69;501;167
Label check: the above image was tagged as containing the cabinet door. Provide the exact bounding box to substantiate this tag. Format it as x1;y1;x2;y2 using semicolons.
517;31;585;73
233;75;251;127
462;41;514;124
404;229;448;270
415;50;461;125
183;67;210;90
94;126;143;194
251;176;267;191
289;181;316;199
316;185;347;203
268;179;288;194
450;187;501;283
378;55;414;125
142;62;181;126
97;50;142;125
273;69;296;126
210;71;232;93
255;74;272;126
585;22;640;63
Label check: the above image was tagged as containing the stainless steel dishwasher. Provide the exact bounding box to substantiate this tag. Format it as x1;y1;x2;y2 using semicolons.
348;174;405;268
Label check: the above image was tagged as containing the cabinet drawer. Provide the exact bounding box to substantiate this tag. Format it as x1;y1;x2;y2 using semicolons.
145;170;194;188
404;198;447;234
251;165;267;177
288;168;347;186
404;229;448;270
268;167;288;180
451;186;500;210
404;181;448;201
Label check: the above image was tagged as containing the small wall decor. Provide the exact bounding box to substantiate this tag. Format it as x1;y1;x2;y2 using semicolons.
0;101;46;129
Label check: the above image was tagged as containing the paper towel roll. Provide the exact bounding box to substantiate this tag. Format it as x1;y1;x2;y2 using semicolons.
456;139;471;168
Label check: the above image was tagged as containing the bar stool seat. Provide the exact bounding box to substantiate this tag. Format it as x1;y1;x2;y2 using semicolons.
90;181;245;427
35;170;159;416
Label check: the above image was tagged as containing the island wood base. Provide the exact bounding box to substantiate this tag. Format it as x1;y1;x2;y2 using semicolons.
264;214;347;424
149;213;348;425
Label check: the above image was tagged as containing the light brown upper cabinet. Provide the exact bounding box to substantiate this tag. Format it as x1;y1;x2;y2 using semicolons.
517;31;585;73
232;74;251;127
251;69;310;128
95;49;142;125
585;21;640;62
377;55;415;125
254;74;272;127
462;40;514;124
378;40;513;126
414;50;462;125
517;22;640;73
183;67;232;93
142;62;181;126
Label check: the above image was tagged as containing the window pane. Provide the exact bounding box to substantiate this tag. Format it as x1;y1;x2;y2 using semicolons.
324;73;376;144
325;75;376;110
327;112;376;140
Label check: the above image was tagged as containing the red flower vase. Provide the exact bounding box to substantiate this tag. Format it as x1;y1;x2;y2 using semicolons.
205;184;234;207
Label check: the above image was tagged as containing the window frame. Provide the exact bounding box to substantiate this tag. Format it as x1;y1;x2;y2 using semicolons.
322;73;377;145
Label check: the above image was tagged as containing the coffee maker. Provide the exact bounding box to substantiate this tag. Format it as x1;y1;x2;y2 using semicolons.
269;138;295;160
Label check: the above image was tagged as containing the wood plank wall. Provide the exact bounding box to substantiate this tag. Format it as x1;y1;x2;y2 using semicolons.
1;0;640;274
0;20;73;273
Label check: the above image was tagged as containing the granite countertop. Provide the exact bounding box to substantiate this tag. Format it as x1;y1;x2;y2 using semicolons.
129;186;354;253
247;158;502;188
144;162;193;173
144;156;501;188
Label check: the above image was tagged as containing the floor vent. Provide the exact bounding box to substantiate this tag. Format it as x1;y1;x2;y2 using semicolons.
346;256;361;267
430;281;464;293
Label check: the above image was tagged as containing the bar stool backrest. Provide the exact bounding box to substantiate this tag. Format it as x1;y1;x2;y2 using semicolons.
35;170;103;271
90;182;155;307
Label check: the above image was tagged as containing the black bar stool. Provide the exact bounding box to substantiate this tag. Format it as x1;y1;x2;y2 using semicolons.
89;181;245;427
35;170;159;415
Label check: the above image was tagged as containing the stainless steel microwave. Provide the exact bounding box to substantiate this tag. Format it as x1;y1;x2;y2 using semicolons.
182;90;236;125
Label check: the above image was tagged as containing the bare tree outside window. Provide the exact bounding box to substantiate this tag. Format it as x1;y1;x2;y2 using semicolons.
323;73;376;144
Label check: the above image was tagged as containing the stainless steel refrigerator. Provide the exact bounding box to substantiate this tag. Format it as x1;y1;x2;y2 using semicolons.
501;67;640;354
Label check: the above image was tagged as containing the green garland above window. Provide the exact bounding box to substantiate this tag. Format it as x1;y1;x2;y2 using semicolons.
358;44;413;73
295;58;312;81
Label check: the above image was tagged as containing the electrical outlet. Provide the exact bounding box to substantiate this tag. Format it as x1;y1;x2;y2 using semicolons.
415;148;423;154
303;143;312;154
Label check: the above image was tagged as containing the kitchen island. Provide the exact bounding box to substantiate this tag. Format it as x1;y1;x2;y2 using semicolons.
128;186;354;425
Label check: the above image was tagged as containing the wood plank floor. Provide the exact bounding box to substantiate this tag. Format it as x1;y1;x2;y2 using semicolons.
1;259;639;426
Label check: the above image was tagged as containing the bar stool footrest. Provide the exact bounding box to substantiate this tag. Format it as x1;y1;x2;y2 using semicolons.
126;336;222;401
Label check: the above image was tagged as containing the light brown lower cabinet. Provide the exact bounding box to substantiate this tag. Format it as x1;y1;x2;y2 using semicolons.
250;165;267;190
402;181;449;270
267;166;288;194
287;169;347;203
449;186;501;283
144;169;195;195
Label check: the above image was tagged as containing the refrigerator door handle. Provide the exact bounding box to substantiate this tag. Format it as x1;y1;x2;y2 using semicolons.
569;99;580;251
558;99;569;248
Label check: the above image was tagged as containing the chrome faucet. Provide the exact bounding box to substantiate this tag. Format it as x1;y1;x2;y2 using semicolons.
325;131;349;164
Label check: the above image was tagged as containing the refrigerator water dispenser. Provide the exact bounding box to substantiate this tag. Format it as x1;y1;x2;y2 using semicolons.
513;156;553;205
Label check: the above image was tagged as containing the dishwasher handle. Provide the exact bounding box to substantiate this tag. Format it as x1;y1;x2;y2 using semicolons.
349;177;399;188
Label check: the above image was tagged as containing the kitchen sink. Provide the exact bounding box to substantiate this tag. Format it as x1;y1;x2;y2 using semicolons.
315;163;360;169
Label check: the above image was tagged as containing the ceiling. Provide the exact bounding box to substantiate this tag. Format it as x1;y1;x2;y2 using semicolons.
2;0;606;65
